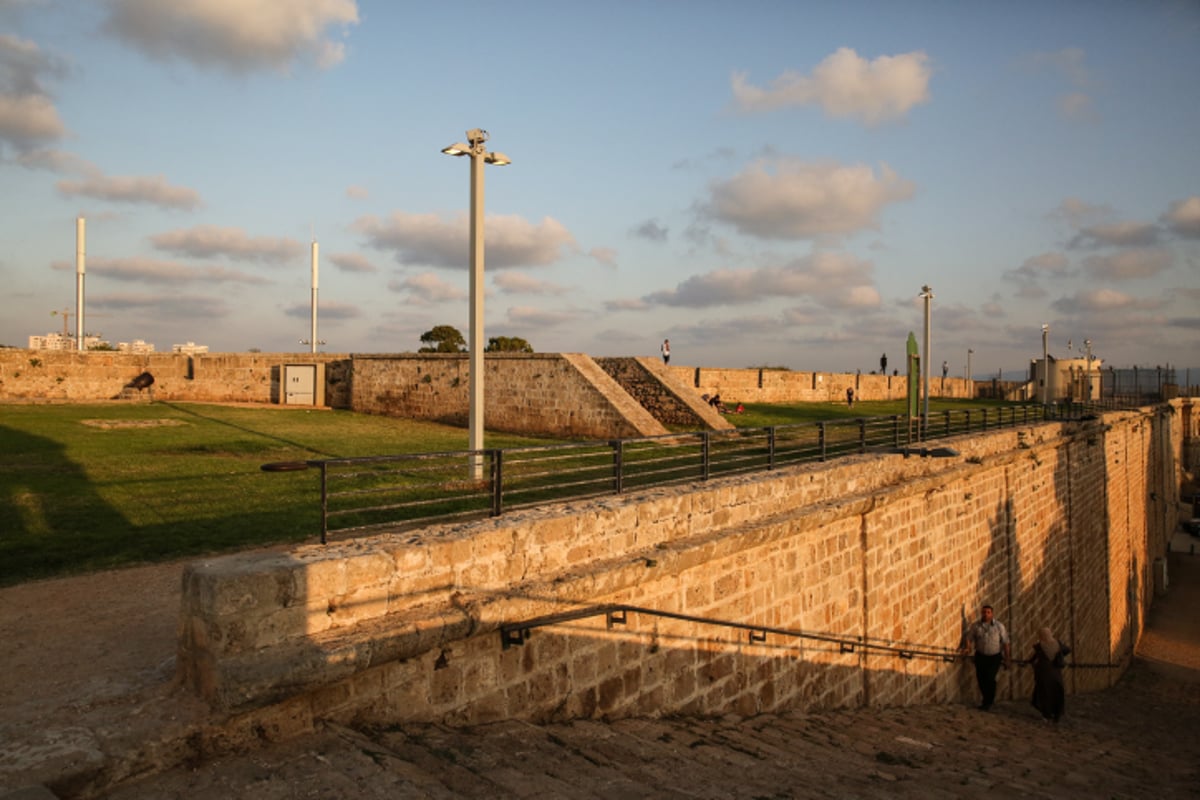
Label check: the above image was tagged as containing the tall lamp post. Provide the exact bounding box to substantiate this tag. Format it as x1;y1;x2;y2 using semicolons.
919;285;934;438
967;348;973;396
442;129;511;478
1041;323;1050;405
1084;338;1093;402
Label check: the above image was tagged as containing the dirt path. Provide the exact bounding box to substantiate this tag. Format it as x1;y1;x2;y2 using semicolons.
2;547;1198;799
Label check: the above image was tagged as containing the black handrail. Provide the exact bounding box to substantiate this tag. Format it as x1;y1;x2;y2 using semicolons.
499;603;1123;670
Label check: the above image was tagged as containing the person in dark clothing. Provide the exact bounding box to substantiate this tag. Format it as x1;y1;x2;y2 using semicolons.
961;604;1011;710
1029;627;1071;722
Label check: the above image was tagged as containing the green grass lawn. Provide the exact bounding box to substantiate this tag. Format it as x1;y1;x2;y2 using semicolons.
0;398;1027;587
0;402;548;586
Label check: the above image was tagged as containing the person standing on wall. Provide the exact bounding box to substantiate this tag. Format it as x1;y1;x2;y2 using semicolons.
880;353;887;374
661;339;670;364
961;604;1011;710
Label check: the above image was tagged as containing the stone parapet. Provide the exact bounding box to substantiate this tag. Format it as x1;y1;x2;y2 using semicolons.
176;409;1172;731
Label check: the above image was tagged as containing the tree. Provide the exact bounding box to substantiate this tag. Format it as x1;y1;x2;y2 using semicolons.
419;325;466;353
485;336;533;353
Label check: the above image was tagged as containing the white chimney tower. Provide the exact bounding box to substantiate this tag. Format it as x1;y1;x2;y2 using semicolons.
75;217;86;351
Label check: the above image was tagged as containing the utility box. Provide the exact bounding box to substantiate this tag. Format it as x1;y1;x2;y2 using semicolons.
283;363;324;406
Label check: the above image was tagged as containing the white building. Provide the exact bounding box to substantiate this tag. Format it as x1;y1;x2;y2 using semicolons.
117;339;156;354
28;332;105;351
1028;355;1103;402
172;341;209;354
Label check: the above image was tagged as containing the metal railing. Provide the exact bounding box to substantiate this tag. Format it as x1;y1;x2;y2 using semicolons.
497;603;1121;670
264;402;1120;543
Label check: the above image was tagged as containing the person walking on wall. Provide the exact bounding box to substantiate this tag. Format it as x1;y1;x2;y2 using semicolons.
880;353;887;374
661;339;670;365
1029;627;1071;722
961;604;1011;710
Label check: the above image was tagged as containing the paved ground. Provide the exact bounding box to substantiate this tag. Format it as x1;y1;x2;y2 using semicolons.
2;538;1199;799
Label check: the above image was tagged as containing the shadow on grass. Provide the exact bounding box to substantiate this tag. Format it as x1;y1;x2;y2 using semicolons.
158;401;343;458
0;424;135;585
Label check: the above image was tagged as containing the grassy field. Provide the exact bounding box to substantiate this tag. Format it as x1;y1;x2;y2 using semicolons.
0;398;1019;586
0;402;550;586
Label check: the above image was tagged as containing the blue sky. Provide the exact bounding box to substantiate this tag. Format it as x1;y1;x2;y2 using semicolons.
2;0;1198;378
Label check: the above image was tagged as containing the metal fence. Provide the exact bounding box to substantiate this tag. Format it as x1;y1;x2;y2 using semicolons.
265;402;1121;543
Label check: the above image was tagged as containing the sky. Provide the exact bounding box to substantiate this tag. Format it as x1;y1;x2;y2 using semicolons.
2;0;1198;379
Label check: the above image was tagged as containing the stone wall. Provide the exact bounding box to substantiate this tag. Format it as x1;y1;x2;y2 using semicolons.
177;406;1176;737
0;349;352;407
671;366;974;404
348;353;667;439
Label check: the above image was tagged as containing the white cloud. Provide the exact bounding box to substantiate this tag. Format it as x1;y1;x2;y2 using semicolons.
704;158;914;240
1050;197;1111;228
493;271;567;296
1163;196;1200;239
0;34;67;152
355;211;577;270
328;252;376;273
589;247;617;268
58;172;201;210
1082;248;1172;280
1069;221;1160;249
604;297;650;312
89;291;229;319
505;305;578;328
1007;252;1071;281
387;271;466;304
284;299;360;320
731;48;931;125
19;148;202;210
103;0;359;74
150;225;303;263
1021;48;1096;122
1058;92;1093;120
1052;288;1158;313
345;184;369;200
85;256;269;285
645;251;877;309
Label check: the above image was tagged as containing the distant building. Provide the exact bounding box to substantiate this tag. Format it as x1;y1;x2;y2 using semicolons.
117;339;156;354
28;332;105;351
172;341;209;354
1028;355;1103;402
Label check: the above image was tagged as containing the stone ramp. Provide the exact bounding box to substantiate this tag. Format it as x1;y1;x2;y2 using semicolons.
3;553;1196;798
98;614;1200;798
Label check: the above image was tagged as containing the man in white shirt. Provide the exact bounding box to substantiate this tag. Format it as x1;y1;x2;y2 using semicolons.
961;604;1011;710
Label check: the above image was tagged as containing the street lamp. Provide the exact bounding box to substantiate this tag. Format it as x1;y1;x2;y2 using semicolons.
442;129;511;478
919;284;934;438
1084;339;1093;402
967;348;973;393
1041;323;1049;405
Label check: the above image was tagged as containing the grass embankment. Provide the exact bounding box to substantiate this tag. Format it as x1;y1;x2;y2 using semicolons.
0;402;546;586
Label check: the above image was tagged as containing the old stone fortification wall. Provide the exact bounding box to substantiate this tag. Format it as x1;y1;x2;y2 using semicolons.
177;407;1176;745
348;353;667;439
671;366;973;404
0;349;352;407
